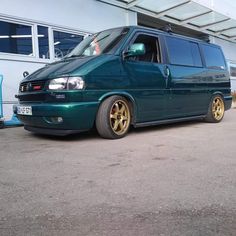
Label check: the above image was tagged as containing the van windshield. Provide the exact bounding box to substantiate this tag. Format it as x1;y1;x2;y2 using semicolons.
67;27;130;58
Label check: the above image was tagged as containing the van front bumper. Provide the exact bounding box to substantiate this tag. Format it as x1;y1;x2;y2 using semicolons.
13;101;99;135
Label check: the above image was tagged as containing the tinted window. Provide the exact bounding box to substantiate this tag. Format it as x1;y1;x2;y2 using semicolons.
38;26;49;59
202;45;226;69
190;42;202;67
167;37;192;66
166;37;202;67
0;20;33;55
53;31;83;58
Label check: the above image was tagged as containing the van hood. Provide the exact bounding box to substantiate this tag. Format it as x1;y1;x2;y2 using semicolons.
23;56;96;81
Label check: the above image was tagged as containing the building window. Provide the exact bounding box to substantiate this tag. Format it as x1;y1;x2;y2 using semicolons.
53;30;83;58
0;19;87;60
38;26;49;59
0;20;33;56
202;45;226;70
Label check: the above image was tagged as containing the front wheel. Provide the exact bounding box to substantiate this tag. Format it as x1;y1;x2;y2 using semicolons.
205;95;225;123
96;96;131;139
0;121;4;129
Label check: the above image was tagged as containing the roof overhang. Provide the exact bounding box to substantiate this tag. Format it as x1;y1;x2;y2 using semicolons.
97;0;236;43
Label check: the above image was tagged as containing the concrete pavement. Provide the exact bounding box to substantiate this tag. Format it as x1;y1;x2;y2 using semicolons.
0;109;236;235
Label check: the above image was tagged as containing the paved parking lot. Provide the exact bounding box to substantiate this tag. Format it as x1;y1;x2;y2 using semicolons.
0;109;236;236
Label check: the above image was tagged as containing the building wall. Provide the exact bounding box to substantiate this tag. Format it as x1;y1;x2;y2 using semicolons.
0;0;137;119
0;0;137;32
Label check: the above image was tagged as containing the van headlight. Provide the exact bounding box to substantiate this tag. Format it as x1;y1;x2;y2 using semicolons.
48;77;85;90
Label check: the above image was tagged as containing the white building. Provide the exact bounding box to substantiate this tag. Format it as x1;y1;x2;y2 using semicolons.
1;0;236;120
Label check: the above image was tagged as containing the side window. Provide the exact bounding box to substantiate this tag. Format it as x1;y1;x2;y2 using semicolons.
128;34;160;63
0;20;33;56
166;37;202;67
190;42;202;67
53;30;84;59
202;45;226;70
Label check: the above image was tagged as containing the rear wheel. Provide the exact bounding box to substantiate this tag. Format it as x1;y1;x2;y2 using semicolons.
205;95;225;123
96;96;131;139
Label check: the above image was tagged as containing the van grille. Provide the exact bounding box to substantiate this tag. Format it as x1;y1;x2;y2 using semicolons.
19;80;46;93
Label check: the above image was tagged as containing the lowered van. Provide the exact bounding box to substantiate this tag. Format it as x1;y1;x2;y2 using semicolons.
14;26;232;139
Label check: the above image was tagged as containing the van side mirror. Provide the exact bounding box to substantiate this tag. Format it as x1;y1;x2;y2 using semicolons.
124;43;146;58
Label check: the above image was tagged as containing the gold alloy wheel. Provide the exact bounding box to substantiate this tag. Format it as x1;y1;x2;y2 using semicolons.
212;96;224;121
109;100;131;135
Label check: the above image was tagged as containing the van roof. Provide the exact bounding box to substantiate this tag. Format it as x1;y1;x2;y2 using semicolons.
126;25;220;48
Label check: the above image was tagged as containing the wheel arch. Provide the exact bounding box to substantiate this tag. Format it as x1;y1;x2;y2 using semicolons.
211;91;224;98
209;91;225;104
98;92;137;124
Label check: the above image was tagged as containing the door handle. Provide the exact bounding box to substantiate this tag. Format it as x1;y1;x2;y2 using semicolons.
163;66;170;88
164;65;170;78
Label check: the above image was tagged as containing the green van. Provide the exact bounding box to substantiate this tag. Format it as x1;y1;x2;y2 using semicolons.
14;26;232;139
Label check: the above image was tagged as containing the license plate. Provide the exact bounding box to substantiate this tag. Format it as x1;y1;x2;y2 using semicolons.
17;106;32;115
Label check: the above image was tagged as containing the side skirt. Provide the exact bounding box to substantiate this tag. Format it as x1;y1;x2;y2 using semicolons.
134;115;206;128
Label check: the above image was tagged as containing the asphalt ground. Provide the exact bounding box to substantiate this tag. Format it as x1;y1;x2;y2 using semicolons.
0;108;236;236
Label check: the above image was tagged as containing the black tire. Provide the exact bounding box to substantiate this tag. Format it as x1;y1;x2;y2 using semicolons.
205;95;225;123
96;96;131;139
0;121;4;129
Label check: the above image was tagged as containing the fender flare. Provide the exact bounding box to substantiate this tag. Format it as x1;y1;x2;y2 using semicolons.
98;91;137;123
